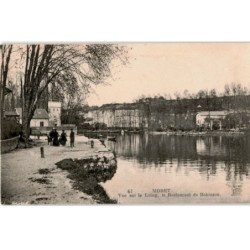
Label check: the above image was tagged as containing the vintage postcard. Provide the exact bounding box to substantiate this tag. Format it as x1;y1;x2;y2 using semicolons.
1;43;250;205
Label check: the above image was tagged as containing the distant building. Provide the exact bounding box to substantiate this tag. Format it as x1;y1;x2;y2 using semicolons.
86;104;148;129
48;101;61;127
31;109;49;127
196;111;229;129
15;108;49;128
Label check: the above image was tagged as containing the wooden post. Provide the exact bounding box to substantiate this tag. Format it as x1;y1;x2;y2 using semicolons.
40;146;45;158
91;140;94;148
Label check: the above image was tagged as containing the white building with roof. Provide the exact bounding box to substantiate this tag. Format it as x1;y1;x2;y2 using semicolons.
196;110;229;130
15;108;49;127
48;101;61;127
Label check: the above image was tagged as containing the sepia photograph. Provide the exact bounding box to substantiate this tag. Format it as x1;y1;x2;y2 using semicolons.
2;2;250;250
1;43;250;205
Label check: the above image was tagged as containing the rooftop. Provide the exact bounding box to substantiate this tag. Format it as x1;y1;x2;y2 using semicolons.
33;109;49;119
4;110;19;117
197;111;229;116
15;108;49;119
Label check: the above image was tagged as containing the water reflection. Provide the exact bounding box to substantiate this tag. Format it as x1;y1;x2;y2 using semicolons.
104;134;250;203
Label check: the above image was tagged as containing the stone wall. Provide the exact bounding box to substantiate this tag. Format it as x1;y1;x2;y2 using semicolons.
1;136;19;153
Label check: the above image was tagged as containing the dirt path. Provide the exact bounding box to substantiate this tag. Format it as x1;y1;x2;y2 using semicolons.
1;135;113;205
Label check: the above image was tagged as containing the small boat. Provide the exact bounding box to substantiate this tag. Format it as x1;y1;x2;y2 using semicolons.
107;136;116;142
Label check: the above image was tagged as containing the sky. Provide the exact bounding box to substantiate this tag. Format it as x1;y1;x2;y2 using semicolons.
86;43;250;106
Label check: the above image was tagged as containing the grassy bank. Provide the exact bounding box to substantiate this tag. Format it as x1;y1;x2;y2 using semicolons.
56;156;117;204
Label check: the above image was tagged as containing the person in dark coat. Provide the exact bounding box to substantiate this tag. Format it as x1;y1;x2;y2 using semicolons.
70;129;75;148
59;130;67;146
48;128;54;145
53;129;60;146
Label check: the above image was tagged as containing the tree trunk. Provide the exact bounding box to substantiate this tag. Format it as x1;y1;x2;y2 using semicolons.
22;98;34;145
22;108;31;145
0;91;4;139
1;45;13;139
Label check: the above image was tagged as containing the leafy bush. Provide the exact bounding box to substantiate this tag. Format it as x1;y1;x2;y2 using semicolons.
78;122;108;131
93;122;107;130
222;112;250;129
79;122;93;130
156;127;164;132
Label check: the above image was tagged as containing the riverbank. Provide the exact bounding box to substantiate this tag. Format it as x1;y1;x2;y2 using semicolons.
149;130;246;136
80;129;247;138
1;135;115;205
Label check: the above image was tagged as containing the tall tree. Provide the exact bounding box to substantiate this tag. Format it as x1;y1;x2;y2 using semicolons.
0;45;13;137
19;44;127;140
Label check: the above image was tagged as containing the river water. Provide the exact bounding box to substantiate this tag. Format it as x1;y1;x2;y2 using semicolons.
102;133;250;204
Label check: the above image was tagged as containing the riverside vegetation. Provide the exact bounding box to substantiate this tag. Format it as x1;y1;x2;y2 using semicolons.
56;155;118;204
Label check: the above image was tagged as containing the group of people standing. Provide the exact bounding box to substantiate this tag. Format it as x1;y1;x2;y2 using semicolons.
48;128;75;147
